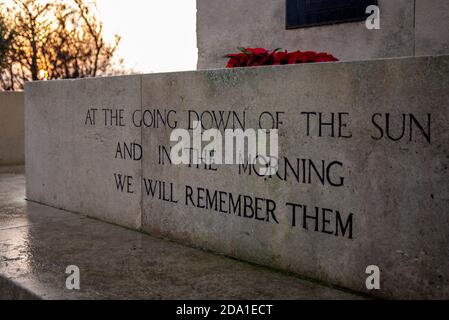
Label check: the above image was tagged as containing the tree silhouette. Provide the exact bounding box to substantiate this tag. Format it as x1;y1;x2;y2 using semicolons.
0;14;14;87
0;16;7;67
0;0;122;90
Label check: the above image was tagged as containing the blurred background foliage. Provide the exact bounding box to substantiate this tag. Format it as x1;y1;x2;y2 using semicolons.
0;0;125;90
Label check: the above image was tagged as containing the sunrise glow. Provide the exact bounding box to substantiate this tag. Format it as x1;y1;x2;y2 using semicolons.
96;0;197;73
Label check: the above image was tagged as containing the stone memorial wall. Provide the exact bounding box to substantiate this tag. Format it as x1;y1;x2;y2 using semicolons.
26;55;449;299
197;0;449;69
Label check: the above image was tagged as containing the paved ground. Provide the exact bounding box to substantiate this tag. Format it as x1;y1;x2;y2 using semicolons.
0;170;367;300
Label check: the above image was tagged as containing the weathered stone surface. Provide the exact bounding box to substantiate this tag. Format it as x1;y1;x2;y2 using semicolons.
196;0;415;69
25;76;142;229
415;0;449;56
0;92;24;166
141;55;449;299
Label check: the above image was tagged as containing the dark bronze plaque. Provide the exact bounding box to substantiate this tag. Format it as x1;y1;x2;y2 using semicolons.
286;0;378;29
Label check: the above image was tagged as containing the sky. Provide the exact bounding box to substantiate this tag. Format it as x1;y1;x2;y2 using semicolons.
96;0;197;73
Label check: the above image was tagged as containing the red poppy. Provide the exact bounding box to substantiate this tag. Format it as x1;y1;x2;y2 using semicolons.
272;50;289;65
226;53;249;68
226;47;338;68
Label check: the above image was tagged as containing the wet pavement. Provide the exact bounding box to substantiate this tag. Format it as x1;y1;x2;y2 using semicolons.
0;171;367;300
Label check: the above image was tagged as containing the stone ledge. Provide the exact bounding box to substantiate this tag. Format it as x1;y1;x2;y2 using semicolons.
25;55;449;299
0;173;365;300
